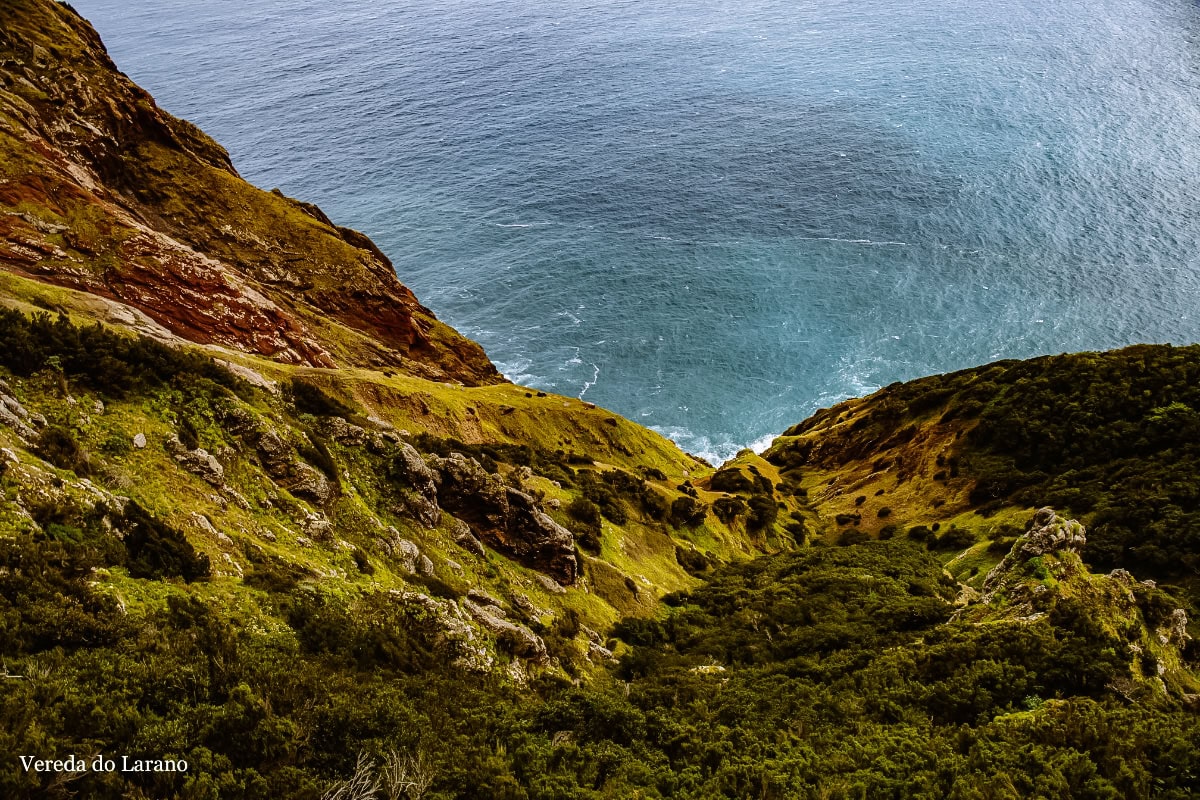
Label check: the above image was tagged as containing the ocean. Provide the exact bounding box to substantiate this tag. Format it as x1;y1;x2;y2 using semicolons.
72;0;1200;463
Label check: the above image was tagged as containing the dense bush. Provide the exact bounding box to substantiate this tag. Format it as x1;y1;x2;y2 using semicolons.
0;310;246;398
712;495;747;524
121;501;212;581
566;496;603;553
289;378;357;418
3;523;1197;799
769;344;1200;585
669;495;707;528
34;425;90;476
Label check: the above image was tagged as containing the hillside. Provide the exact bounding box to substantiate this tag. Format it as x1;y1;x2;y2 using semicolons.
0;0;498;382
1;1;1199;798
764;344;1200;598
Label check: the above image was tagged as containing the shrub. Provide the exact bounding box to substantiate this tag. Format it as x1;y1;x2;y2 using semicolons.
710;467;753;494
713;495;747;524
567;497;603;553
908;525;933;542
746;495;778;531
36;425;90;476
931;527;976;551
639;488;670;521
675;546;711;576
0;309;245;398
838;529;871;546
289;378;356;418
121;501;211;581
669;496;706;528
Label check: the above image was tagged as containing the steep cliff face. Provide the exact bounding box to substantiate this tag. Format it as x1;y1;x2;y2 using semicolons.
0;0;807;686
0;0;499;383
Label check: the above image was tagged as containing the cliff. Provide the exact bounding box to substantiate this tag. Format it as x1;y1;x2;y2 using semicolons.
0;0;800;687
0;0;498;382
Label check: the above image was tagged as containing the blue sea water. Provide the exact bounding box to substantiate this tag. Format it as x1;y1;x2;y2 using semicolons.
72;0;1200;462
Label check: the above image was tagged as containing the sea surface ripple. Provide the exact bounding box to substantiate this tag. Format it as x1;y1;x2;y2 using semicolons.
73;0;1200;462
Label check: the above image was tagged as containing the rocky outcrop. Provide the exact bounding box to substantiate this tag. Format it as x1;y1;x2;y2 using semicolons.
980;507;1085;598
957;507;1195;693
449;516;486;557
389;443;441;528
377;529;433;576
391;591;494;673
428;452;577;585
165;435;225;487
463;597;549;665
0;382;37;442
220;407;335;506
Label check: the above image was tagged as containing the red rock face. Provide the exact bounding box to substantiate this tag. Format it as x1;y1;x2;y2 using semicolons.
0;0;502;385
109;234;339;368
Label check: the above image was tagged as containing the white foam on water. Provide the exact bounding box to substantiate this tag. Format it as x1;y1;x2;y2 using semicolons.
578;363;600;399
651;425;778;467
749;433;777;454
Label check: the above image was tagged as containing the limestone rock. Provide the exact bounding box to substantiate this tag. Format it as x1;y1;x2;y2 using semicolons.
1158;608;1191;647
0;389;36;442
391;591;494;673
467;588;504;609
464;599;548;665
449;515;486;557
213;359;277;393
388;536;421;574
251;428;292;473
187;512;221;539
588;641;617;663
390;443;441;527
534;573;568;595
1012;507;1086;559
132;432;147;449
981;507;1085;596
324;416;367;446
236;422;336;506
302;514;333;542
1;392;29;420
286;462;335;506
165;435;225;486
